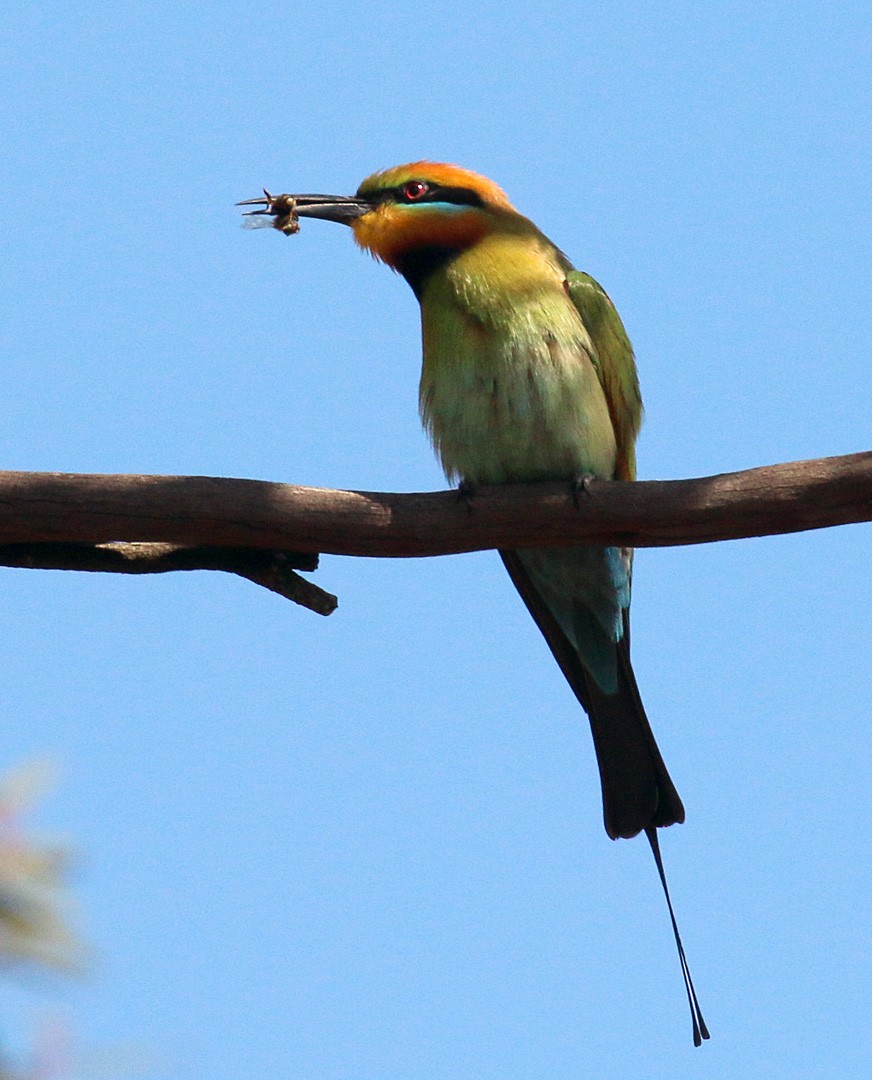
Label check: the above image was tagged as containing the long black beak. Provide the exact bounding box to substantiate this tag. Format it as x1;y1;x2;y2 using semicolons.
237;190;374;227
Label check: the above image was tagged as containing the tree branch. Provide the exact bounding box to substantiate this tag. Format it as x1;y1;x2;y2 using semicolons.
0;452;868;610
0;542;337;615
0;452;868;556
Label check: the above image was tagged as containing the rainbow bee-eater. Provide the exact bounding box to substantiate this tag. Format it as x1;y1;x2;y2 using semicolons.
240;162;709;1044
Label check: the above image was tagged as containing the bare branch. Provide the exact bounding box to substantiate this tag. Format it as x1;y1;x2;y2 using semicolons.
0;452;868;561
0;542;337;615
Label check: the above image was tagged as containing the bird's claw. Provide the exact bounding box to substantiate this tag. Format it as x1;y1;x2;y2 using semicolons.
457;479;476;514
571;474;596;509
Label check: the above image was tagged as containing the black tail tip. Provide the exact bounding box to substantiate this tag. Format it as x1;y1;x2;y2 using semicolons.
694;1021;711;1047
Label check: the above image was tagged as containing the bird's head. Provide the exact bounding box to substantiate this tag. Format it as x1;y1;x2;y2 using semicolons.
349;162;515;266
265;162;518;288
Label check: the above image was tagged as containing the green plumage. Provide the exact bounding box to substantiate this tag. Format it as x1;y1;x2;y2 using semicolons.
263;161;708;1043
565;271;643;482
415;218;683;839
418;232;617;487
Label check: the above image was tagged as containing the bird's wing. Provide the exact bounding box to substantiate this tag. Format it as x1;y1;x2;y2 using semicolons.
565;271;642;482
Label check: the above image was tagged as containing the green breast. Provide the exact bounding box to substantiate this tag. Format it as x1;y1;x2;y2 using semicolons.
418;240;617;485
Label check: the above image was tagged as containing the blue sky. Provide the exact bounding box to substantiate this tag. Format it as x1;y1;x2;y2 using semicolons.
1;2;870;1077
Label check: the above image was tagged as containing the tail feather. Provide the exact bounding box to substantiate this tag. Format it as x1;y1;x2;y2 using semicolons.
499;549;708;1043
499;550;684;839
586;631;685;837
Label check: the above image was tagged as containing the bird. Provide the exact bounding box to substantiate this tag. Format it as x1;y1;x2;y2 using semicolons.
240;162;709;1044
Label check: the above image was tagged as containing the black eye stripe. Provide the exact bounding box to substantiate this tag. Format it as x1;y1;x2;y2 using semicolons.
366;184;486;209
424;186;485;208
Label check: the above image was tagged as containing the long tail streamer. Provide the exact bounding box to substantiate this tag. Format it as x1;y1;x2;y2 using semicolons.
645;827;710;1046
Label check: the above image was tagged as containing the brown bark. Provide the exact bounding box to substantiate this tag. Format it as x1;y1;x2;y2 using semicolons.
0;452;868;611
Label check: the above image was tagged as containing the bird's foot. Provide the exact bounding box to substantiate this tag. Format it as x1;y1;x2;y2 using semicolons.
571;473;596;510
456;479;476;515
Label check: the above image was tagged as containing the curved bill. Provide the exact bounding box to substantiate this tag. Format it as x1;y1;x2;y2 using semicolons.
237;189;374;230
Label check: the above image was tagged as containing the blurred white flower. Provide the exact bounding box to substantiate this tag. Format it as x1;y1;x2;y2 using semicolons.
0;762;81;972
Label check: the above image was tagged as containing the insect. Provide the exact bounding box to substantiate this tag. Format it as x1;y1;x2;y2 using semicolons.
238;189;300;235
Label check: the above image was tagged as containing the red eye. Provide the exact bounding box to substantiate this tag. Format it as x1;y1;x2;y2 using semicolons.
403;180;429;201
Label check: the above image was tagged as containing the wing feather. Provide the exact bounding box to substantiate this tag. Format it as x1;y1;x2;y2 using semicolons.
565;271;642;481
